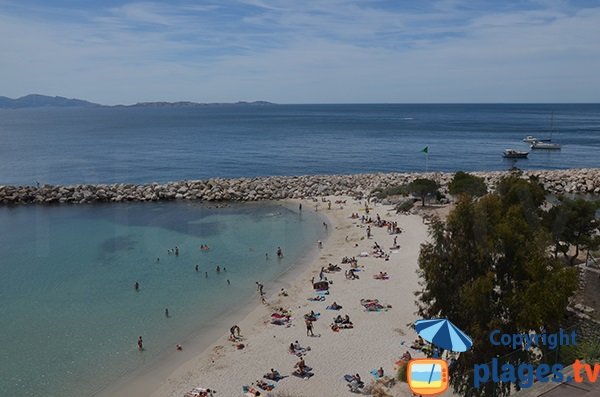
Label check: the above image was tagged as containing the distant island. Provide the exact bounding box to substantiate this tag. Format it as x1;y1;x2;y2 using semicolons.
0;94;275;109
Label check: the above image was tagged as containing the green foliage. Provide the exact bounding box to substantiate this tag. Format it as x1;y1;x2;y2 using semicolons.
416;177;578;397
544;198;600;264
395;200;414;213
448;171;488;198
372;185;410;199
561;341;600;365
396;362;407;382
408;178;439;206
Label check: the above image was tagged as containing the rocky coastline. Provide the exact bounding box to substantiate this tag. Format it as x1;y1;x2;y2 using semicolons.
1;168;599;205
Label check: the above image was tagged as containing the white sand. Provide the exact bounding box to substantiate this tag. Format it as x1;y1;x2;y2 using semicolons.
107;196;455;397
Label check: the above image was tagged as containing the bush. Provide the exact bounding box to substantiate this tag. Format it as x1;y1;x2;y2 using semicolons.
448;171;487;198
395;200;414;213
372;185;410;199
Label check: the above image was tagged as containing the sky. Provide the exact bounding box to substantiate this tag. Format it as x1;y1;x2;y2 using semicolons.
1;0;599;104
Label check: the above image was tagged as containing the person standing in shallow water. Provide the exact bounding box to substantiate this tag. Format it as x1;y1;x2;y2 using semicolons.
134;281;139;291
165;308;169;318
138;336;143;351
277;247;283;258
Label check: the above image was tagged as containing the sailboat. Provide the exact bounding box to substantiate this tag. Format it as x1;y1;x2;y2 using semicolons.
530;113;561;150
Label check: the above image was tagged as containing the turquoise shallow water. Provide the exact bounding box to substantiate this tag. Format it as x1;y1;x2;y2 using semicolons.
0;201;325;397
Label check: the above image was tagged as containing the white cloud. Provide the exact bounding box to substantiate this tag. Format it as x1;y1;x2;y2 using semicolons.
0;0;598;103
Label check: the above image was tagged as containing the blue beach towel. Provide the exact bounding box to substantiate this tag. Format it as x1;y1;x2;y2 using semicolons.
370;369;383;379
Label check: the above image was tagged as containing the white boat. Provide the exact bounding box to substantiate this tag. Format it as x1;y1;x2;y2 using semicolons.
530;113;561;149
503;149;529;158
522;135;550;143
531;141;561;150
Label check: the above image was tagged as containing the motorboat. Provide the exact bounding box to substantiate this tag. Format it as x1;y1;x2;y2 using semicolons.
503;149;529;158
522;135;550;143
531;141;561;150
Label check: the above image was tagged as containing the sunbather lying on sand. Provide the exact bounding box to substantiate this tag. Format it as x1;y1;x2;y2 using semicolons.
373;272;389;280
304;310;319;321
289;341;310;356
255;379;274;391
327;301;342;310
264;368;282;381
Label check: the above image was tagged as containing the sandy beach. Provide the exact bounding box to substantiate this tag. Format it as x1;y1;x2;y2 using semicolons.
105;196;452;397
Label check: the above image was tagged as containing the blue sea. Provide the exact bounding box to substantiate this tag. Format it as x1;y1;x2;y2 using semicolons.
0;104;599;397
0;104;599;186
0;202;326;397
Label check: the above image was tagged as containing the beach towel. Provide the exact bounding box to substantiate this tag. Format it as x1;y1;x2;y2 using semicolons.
256;381;275;391
370;369;383;380
304;313;320;320
326;305;342;310
292;371;314;379
263;374;285;382
308;295;325;301
242;386;261;396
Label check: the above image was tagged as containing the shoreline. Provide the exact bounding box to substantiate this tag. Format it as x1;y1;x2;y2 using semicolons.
2;168;600;205
108;195;441;397
95;200;331;397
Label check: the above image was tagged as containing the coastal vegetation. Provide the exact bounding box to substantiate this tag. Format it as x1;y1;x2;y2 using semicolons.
417;176;580;397
407;178;440;206
544;197;600;265
448;171;488;198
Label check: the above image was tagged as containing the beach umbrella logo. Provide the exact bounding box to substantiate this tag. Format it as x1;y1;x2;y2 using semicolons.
414;318;472;353
406;318;472;396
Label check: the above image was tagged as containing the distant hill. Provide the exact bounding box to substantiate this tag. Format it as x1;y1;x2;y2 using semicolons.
0;94;275;109
0;94;100;109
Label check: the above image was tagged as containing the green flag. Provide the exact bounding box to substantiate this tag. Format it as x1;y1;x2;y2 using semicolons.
421;146;429;153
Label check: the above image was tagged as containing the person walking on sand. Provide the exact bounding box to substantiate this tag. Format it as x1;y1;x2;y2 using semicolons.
305;318;314;336
137;336;143;351
366;225;371;239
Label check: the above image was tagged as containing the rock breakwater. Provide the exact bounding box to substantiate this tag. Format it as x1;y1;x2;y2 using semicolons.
1;168;599;205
